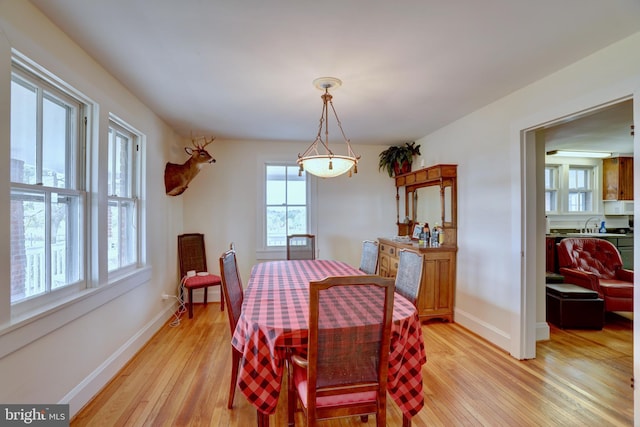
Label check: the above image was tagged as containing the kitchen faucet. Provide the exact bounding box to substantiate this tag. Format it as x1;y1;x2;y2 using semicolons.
582;216;600;233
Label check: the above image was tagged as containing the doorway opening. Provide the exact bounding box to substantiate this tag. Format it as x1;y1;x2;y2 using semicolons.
521;96;634;359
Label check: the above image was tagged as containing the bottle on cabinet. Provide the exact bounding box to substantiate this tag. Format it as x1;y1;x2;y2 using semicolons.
431;223;440;247
423;223;430;247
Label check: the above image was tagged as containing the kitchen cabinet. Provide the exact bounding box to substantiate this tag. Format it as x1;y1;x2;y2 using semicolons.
378;238;456;322
610;236;633;270
603;156;633;200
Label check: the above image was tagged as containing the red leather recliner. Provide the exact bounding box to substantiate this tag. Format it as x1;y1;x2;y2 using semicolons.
557;238;633;312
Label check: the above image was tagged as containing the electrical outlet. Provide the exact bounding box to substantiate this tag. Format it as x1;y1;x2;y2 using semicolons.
161;293;170;300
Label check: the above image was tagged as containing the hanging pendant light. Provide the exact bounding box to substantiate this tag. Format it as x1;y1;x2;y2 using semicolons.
297;77;360;178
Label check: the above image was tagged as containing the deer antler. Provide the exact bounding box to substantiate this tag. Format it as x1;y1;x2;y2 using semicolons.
201;136;215;148
189;134;216;149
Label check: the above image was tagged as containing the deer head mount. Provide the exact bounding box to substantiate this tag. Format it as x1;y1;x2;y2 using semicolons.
164;136;216;196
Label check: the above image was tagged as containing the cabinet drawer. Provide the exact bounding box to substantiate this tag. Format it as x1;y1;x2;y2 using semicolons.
616;237;633;247
379;244;396;256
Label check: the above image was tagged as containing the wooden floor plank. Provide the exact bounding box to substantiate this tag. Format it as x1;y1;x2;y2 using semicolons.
71;303;633;426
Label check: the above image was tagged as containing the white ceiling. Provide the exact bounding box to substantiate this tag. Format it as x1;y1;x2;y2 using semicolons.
29;0;640;149
544;100;634;155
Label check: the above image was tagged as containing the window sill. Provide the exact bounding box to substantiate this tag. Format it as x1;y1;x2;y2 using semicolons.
0;266;152;359
256;248;286;261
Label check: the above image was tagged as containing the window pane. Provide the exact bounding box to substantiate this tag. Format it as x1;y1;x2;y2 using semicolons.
287;167;306;205
286;206;307;235
568;191;592;212
108;199;137;271
545;191;557;212
52;192;83;288
266;165;286;205
569;168;590;190
544;168;554;188
109;128;132;197
10;77;37;185
43;94;71;189
11;190;46;302
266;206;286;246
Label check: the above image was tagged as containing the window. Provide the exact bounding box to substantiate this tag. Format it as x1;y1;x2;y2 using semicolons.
544;166;558;212
10;64;86;304
108;119;141;273
567;166;593;212
545;161;598;215
265;165;309;247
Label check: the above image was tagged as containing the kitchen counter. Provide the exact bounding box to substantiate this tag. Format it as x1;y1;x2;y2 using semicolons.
564;232;627;237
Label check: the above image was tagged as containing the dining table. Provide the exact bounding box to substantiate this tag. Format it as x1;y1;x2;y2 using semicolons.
231;259;427;426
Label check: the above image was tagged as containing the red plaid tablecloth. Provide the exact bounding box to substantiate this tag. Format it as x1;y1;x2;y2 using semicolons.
231;259;426;418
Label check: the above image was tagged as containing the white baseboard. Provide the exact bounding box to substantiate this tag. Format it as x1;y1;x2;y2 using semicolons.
536;321;550;341
453;307;512;353
60;305;176;417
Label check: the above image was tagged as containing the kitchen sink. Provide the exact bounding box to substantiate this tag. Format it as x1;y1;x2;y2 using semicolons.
565;232;627;237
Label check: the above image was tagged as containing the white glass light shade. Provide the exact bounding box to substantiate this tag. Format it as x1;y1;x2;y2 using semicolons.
298;155;356;178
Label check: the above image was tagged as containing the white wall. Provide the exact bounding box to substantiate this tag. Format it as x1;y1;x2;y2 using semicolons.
0;1;183;415
415;32;640;358
2;0;639;420
180;139;396;300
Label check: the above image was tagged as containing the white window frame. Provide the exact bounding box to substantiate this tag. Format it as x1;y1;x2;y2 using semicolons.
9;60;88;315
256;160;317;260
545;159;599;216
544;165;559;214
107;117;142;277
567;165;595;213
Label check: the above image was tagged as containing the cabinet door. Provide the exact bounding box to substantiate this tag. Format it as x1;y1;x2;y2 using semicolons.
603;157;633;200
619;247;634;270
419;251;455;321
616;237;634;270
378;243;399;278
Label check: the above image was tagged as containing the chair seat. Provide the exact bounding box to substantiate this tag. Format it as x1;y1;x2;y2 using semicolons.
599;280;634;298
294;367;377;409
184;274;222;289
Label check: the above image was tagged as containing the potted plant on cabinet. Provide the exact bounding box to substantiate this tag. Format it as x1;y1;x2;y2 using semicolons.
378;141;421;177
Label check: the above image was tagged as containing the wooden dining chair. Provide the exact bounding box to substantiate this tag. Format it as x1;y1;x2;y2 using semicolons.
219;247;244;409
177;233;223;318
359;240;379;274
394;249;423;306
288;275;395;427
287;234;316;260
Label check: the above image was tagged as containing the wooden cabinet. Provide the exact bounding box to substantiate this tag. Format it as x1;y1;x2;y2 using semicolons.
603;157;633;200
378;238;456;322
394;164;458;246
378;241;399;278
385;163;458;322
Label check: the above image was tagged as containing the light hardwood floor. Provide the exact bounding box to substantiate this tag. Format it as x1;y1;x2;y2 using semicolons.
71;303;633;426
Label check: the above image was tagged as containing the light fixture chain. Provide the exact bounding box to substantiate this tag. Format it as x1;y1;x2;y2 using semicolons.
297;77;359;178
327;98;355;156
